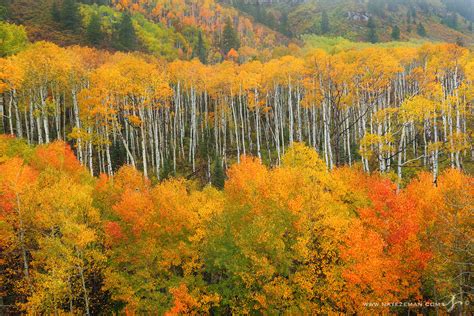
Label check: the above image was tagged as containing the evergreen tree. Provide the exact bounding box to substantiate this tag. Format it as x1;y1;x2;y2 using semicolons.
410;7;417;22
469;21;473;32
212;156;225;190
222;18;240;55
116;12;137;51
0;0;8;21
417;22;427;37
391;25;400;40
445;13;458;29
0;8;6;21
86;13;103;45
196;30;207;64
51;1;61;22
280;13;291;36
61;0;80;31
387;2;398;12
368;0;385;16
367;17;378;43
321;10;329;34
160;159;173;180
255;1;263;24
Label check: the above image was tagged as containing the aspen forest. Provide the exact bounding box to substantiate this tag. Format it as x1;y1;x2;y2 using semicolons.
0;0;473;314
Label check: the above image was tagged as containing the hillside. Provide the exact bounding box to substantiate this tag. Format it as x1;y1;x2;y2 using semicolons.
1;0;290;61
225;0;474;44
3;0;473;60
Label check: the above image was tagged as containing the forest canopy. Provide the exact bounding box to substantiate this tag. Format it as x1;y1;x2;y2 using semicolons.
0;136;472;314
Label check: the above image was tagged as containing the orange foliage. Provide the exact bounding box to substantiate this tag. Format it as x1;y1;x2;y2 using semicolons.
33;141;84;178
166;283;199;315
340;171;432;313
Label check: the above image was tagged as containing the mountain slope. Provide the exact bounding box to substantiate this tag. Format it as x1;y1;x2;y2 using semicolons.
2;0;291;61
224;0;474;44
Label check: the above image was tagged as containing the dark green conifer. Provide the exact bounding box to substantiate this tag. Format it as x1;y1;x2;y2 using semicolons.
222;18;240;55
321;10;329;34
196;30;207;64
86;13;103;45
367;17;378;43
417;22;427;37
212;155;225;190
391;25;400;40
116;12;137;51
61;0;80;31
51;1;61;22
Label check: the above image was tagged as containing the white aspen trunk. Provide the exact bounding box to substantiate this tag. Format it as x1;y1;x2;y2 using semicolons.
7;93;13;134
255;90;261;159
13;90;23;138
221;102;227;166
231;97;240;162
77;260;91;316
455;106;461;169
36;106;43;144
147;110;155;175
214;102;219;160
117;127;136;168
279;91;285;154
173;87;179;173
397;123;406;190
433;113;439;185
40;88;50;143
190;87;196;171
98;146;103;175
346;110;351;166
296;86;302;142
288;79;294;144
239;89;246;156
377;121;385;173
24;107;30;144
139;105;148;178
105;125;113;176
273;86;281;163
53;91;61;140
245;101;252;153
448;99;455;168
88;136;93;176
154;109;161;178
72;88;83;164
62;92;66;141
322;100;329;167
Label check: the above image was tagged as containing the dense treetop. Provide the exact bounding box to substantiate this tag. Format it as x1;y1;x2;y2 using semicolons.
0;136;472;314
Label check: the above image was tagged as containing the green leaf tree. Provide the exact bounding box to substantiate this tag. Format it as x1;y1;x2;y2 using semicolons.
0;22;28;56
